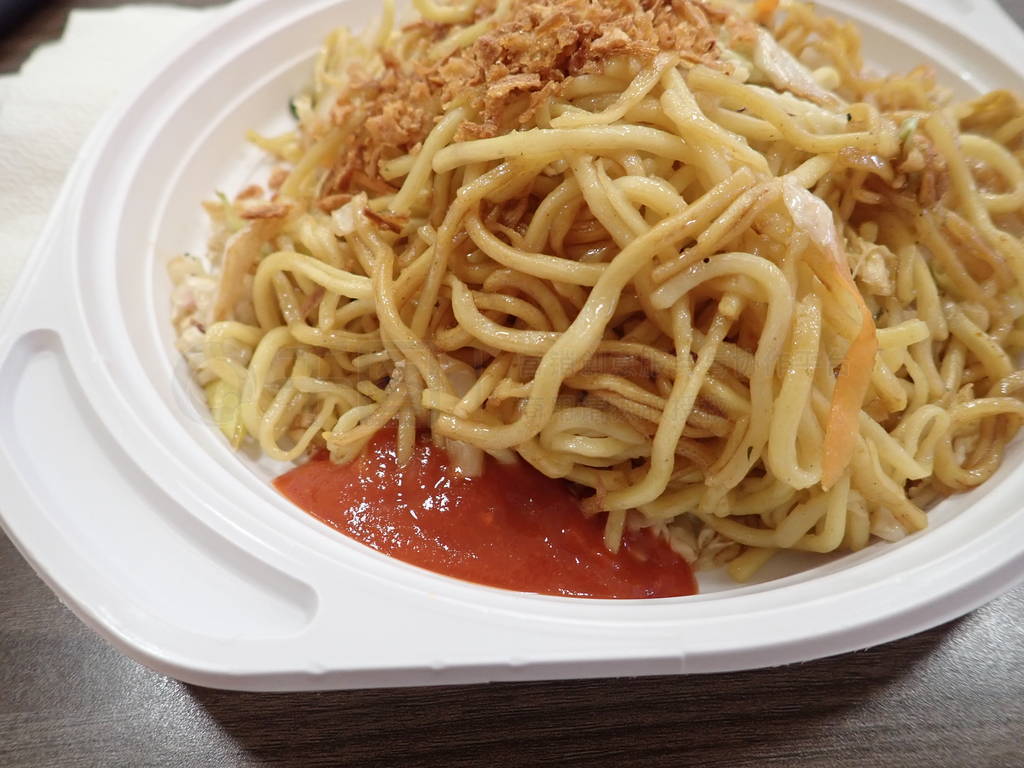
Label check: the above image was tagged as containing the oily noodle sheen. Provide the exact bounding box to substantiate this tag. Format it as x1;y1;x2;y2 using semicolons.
171;0;1024;582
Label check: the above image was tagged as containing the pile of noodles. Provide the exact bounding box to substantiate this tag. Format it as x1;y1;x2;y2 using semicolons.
170;0;1024;581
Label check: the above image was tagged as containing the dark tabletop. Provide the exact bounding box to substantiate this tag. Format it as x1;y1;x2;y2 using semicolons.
3;2;1024;766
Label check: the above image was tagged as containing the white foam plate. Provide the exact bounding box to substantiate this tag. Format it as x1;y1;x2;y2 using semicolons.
2;0;1024;691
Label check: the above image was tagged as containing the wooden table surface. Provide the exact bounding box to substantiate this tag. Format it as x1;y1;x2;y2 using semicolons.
3;2;1024;766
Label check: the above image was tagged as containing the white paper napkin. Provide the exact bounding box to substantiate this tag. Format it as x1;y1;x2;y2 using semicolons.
0;4;223;305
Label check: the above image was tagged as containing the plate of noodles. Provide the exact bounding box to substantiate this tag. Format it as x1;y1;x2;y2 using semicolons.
1;0;1024;690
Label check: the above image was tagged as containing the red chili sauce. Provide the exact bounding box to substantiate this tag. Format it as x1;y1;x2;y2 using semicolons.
274;431;696;598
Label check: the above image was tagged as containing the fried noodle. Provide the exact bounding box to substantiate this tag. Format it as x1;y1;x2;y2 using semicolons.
170;0;1024;582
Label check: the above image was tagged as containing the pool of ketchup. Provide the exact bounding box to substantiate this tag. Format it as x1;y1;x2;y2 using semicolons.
274;430;696;598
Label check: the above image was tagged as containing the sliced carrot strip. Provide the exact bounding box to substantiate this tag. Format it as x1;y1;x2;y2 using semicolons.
822;294;876;489
782;181;878;489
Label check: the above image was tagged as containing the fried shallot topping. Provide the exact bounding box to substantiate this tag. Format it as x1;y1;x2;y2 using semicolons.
317;0;754;200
